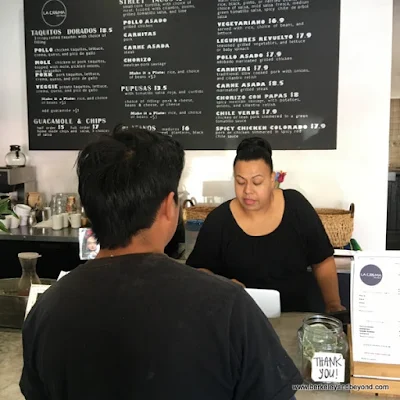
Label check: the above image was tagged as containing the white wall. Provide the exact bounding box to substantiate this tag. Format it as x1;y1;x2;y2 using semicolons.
0;0;393;250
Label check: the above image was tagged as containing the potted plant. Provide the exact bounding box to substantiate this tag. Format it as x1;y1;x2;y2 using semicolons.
0;197;18;233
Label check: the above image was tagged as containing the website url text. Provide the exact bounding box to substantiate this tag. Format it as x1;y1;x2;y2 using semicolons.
293;383;390;391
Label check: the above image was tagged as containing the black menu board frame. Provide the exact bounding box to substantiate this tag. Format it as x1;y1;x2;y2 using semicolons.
24;0;340;151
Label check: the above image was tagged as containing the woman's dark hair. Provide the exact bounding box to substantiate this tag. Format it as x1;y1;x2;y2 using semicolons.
233;137;273;171
76;125;185;249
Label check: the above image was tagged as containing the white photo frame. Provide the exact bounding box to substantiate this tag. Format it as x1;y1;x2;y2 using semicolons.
25;284;51;319
79;228;100;260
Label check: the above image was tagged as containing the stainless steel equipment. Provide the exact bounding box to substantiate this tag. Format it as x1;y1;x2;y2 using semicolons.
0;166;36;203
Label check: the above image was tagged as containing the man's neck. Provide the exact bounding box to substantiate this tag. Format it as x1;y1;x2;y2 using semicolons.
95;234;165;259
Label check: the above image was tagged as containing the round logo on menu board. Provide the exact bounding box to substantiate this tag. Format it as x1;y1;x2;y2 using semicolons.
360;264;383;286
41;0;67;27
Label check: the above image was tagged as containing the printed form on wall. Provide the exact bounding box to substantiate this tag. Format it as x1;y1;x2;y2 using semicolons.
24;0;341;150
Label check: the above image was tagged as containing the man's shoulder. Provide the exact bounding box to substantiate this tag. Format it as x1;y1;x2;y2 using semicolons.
143;256;247;315
44;253;242;305
168;256;244;295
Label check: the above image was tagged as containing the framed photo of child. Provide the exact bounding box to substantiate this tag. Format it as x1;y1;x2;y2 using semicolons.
79;228;100;260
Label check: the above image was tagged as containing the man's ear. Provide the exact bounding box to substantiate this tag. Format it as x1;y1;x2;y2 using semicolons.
162;191;178;222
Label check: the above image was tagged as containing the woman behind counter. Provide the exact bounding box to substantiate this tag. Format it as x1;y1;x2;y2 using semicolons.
186;137;345;313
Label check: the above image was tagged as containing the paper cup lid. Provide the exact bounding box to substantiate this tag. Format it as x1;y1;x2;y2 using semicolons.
18;252;41;259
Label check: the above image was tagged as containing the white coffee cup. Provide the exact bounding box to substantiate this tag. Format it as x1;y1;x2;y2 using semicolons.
60;213;69;228
9;215;19;229
68;213;81;229
20;215;28;226
52;214;63;230
14;204;31;216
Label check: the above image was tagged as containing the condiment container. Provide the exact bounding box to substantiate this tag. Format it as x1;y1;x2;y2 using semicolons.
17;252;41;296
66;196;77;213
28;210;36;227
80;206;88;227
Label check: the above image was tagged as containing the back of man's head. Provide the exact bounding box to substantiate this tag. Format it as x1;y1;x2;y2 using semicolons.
76;125;185;250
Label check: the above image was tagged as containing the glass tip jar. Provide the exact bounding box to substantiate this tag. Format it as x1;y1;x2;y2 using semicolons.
298;314;349;385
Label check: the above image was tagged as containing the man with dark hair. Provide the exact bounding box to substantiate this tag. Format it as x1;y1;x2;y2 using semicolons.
20;126;302;400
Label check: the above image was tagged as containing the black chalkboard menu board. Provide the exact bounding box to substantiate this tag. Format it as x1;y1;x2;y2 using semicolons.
24;0;340;151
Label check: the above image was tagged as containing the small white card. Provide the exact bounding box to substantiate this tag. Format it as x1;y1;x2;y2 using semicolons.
25;284;51;319
57;270;70;281
311;352;345;383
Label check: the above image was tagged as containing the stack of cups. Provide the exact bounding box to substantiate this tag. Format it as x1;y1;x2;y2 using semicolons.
13;204;31;227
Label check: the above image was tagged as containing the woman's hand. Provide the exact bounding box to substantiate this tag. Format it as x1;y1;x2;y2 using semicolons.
325;302;346;313
197;268;214;275
313;257;345;314
231;279;246;288
197;268;245;288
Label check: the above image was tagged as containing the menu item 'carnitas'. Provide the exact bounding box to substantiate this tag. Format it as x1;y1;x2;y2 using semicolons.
24;0;340;150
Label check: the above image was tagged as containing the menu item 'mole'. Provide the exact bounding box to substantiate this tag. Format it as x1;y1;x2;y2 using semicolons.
24;0;340;150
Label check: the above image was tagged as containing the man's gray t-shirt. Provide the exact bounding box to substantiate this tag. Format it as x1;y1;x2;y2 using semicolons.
20;253;302;400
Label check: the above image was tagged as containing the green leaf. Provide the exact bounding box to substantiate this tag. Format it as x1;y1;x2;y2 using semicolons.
0;198;18;219
0;198;11;211
0;221;9;233
3;209;18;219
1;209;18;218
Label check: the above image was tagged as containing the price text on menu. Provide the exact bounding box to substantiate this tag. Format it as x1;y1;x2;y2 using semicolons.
24;0;340;150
